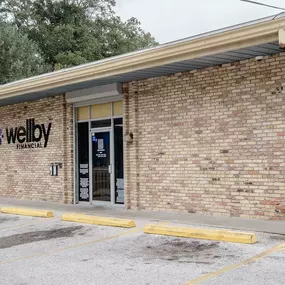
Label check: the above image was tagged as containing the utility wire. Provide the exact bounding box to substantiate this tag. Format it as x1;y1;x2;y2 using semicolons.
241;0;285;11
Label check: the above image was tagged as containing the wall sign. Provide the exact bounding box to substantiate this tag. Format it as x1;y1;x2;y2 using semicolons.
3;118;52;149
96;137;107;158
116;178;124;203
79;164;89;200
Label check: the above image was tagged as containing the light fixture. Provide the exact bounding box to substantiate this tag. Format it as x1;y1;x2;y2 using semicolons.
255;56;264;61
125;133;134;143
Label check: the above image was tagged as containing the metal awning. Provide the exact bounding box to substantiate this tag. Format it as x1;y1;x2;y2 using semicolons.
0;14;285;106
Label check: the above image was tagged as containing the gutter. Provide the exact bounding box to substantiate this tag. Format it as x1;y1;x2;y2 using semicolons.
1;16;285;99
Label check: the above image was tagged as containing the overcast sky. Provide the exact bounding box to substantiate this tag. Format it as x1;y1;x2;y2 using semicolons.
115;0;285;43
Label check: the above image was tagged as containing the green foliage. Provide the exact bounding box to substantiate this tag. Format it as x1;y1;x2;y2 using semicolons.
0;0;158;76
0;23;45;84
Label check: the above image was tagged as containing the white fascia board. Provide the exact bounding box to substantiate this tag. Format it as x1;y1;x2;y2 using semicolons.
279;28;285;49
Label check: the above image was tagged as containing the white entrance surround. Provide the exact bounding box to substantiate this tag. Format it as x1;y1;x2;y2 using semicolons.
66;83;123;106
69;83;124;206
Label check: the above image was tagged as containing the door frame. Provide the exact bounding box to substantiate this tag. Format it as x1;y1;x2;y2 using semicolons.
89;127;115;204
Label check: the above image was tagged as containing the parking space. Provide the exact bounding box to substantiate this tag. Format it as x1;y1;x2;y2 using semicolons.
0;214;284;285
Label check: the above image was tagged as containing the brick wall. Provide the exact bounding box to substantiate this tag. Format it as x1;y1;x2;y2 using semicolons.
0;95;74;203
124;53;285;220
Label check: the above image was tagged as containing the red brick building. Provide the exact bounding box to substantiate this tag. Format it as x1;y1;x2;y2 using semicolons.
0;16;285;220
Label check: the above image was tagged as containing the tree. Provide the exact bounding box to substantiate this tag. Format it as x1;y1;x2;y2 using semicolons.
0;23;45;84
0;0;158;72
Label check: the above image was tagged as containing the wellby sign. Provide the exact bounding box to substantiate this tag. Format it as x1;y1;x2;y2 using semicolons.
2;118;52;149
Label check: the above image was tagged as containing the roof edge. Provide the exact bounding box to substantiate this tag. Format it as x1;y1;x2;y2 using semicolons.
1;15;285;99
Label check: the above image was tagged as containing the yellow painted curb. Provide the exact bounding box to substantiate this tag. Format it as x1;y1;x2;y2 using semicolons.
144;224;257;244
62;213;136;228
0;207;54;218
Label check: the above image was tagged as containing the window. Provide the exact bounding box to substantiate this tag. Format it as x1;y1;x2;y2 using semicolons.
76;101;123;121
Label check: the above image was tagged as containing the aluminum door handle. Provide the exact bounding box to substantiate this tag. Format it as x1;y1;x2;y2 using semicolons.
108;165;112;174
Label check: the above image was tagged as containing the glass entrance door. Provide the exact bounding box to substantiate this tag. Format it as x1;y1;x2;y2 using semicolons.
91;130;111;202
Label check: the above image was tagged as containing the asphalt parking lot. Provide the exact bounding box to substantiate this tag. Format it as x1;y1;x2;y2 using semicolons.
0;214;285;285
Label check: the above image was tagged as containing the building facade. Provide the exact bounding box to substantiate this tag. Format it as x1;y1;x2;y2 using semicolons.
0;95;73;203
124;54;285;220
0;16;285;220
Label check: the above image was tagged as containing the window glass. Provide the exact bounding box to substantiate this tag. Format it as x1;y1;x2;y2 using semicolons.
92;131;111;201
113;101;123;116
91;103;111;119
77;106;89;121
114;118;124;204
114;118;123;125
91;119;111;128
77;122;90;202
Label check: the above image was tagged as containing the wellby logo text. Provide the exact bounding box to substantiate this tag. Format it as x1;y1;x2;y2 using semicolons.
3;118;52;149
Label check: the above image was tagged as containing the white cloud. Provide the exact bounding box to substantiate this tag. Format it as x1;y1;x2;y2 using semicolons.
115;0;285;43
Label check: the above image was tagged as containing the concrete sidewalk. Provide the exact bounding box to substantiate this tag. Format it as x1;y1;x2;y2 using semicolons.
0;198;285;234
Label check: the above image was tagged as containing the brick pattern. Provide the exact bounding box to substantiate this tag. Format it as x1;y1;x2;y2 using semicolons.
124;53;285;220
0;95;74;203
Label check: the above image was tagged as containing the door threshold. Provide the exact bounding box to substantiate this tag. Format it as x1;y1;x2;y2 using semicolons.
91;201;125;207
92;201;111;205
